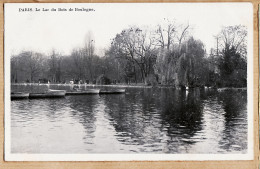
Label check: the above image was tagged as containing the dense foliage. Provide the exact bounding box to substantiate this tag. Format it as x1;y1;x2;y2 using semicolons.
11;22;247;88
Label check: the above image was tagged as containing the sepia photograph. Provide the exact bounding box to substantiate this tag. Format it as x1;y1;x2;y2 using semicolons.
4;3;253;161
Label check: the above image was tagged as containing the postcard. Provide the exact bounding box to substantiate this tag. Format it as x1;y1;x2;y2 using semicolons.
4;3;254;161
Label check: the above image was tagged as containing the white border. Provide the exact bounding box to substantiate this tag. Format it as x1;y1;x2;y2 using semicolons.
4;3;254;161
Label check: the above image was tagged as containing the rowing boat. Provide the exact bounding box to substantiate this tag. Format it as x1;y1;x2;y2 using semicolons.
66;89;100;95
11;92;29;100
29;89;66;99
99;89;126;94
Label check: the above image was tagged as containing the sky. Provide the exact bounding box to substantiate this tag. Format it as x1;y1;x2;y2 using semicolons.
4;3;252;57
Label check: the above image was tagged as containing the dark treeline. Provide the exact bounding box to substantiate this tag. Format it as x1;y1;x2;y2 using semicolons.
11;20;247;88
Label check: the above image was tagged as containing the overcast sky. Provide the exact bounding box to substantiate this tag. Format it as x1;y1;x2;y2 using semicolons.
5;3;252;57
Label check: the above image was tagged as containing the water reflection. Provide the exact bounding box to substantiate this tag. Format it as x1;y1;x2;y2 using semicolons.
68;95;108;151
11;85;247;154
218;91;247;153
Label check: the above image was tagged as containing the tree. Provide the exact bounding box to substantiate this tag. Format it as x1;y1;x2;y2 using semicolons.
71;48;85;81
154;18;190;51
153;19;191;85
11;55;20;83
10;51;45;83
218;46;247;87
177;37;207;87
48;50;62;83
215;25;247;87
218;25;247;60
83;31;95;82
110;27;157;84
28;52;44;83
11;51;44;83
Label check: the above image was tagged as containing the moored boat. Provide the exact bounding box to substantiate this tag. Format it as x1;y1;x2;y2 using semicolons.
66;89;100;95
217;87;247;92
99;89;126;94
29;89;66;99
11;92;29;100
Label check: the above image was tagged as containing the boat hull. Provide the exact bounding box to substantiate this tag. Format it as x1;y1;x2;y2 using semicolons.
11;92;29;100
66;89;100;95
29;90;66;99
99;89;126;94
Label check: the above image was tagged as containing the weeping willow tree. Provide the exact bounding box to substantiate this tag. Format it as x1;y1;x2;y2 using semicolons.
177;37;207;88
153;19;190;86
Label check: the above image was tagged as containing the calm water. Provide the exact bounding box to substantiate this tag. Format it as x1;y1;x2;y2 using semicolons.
11;84;247;154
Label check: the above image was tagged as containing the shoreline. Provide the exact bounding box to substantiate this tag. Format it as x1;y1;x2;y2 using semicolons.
10;83;247;90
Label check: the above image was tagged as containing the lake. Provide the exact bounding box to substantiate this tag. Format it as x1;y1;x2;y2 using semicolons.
10;84;247;154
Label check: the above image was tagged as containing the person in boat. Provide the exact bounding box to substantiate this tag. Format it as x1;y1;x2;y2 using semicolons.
73;85;80;91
